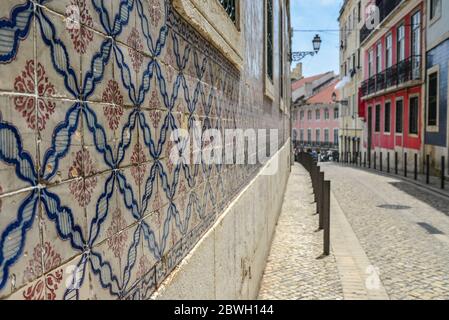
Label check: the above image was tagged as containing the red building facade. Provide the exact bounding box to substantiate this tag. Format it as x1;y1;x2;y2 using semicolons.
360;0;425;159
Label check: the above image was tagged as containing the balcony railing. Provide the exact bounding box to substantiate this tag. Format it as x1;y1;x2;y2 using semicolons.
360;0;403;44
361;55;421;97
218;0;237;24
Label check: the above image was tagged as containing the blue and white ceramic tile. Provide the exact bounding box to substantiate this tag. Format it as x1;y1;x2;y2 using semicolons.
0;0;287;300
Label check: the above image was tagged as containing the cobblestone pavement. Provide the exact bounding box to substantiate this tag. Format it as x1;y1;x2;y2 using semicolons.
258;164;344;300
321;163;449;300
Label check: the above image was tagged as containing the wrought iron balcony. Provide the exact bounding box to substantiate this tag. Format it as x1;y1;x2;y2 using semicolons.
361;55;421;97
360;0;403;44
219;0;237;24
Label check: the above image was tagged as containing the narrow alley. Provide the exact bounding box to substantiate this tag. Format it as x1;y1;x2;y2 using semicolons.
259;163;449;300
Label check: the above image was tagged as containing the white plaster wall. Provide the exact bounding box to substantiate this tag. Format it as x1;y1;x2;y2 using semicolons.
150;142;291;300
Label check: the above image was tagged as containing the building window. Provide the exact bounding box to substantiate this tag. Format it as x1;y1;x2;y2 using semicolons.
376;42;382;73
334;108;339;119
428;70;439;127
384;102;391;133
411;12;421;56
386;34;392;68
409;96;419;135
411;11;421;79
308;110;312;120
396;99;403;133
324;108;330;120
397;25;405;62
266;0;274;82
334;129;339;145
300;110;304;120
316;109;321;120
316;129;321;143
218;0;238;23
375;104;381;132
279;3;284;99
430;0;441;21
357;49;361;68
300;129;304;142
357;1;361;23
353;8;357;29
324;129;330;143
352;54;356;73
307;129;312;143
368;49;374;77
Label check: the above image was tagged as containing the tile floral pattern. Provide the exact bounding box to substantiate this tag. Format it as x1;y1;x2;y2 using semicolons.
0;0;287;300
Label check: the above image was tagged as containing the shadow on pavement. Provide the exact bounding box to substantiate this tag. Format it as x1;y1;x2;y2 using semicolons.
389;181;449;217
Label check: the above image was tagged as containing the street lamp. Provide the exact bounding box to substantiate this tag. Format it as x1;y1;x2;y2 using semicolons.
312;34;322;53
291;34;322;62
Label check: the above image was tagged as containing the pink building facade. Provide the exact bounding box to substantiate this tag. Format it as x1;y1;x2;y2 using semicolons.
292;77;341;151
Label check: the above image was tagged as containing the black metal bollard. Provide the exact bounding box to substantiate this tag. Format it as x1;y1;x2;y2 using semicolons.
387;152;390;173
374;152;377;170
404;153;408;178
323;180;331;256
380;152;383;172
319;172;325;230
414;154;418;181
442;156;445;190
368;152;371;169
395;152;398;175
364;152;367;168
313;165;319;202
426;154;430;185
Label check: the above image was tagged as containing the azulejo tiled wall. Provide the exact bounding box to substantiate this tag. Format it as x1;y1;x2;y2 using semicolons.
0;0;288;300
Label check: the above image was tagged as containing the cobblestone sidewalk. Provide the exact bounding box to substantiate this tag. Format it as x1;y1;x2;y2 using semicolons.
258;164;344;300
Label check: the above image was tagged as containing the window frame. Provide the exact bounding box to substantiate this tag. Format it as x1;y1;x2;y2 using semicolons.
279;0;284;104
386;33;393;68
408;94;420;136
368;49;374;77
357;1;361;23
334;128;339;145
384;100;391;134
395;97;404;135
397;24;405;62
357;48;361;68
324;128;330;144
264;0;275;100
427;65;440;132
334;107;339;119
411;10;421;57
172;0;242;69
376;41;382;73
375;104;381;133
429;0;442;24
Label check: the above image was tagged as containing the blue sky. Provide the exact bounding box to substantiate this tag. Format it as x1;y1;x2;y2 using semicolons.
290;0;342;77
